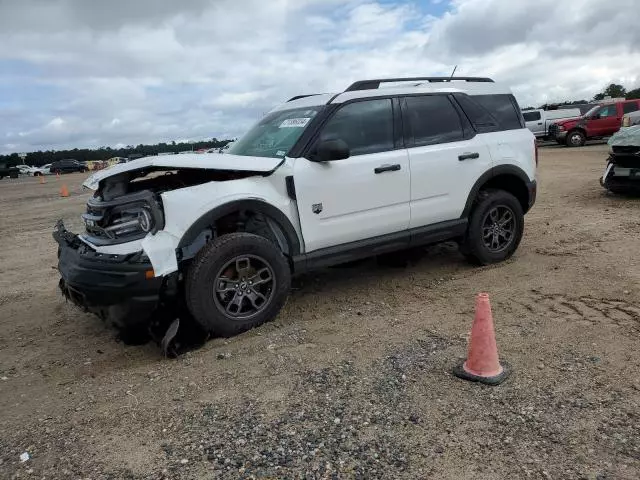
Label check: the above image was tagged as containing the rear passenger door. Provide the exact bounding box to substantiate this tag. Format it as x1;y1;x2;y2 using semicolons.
402;94;493;229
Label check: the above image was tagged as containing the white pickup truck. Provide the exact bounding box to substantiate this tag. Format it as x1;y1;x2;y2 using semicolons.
523;108;581;140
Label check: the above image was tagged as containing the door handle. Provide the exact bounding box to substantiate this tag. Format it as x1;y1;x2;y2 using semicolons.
374;164;401;174
537;122;543;125
458;152;480;161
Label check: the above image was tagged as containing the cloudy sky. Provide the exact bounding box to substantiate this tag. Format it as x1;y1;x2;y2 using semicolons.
1;0;639;154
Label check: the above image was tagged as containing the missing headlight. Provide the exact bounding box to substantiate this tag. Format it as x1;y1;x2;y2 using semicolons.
82;190;164;245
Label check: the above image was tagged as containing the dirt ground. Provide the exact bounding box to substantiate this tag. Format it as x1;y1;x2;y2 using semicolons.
1;145;639;480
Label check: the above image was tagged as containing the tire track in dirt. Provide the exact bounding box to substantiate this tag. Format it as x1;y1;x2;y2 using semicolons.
514;291;640;335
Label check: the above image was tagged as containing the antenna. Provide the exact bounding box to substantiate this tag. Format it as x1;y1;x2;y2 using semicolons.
449;65;458;81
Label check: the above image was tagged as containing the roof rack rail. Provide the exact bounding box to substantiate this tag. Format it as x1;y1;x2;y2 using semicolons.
287;94;321;102
344;77;494;92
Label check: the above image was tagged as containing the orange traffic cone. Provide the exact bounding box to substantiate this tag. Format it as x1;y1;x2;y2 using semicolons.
60;184;69;197
453;293;510;385
39;175;45;184
56;172;60;179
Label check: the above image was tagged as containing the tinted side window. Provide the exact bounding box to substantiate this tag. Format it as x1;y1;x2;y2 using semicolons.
405;95;463;146
473;94;523;130
623;101;639;114
523;111;542;122
320;99;393;156
454;94;499;131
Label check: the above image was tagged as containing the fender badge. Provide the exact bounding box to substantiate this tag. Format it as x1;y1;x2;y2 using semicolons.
312;203;323;214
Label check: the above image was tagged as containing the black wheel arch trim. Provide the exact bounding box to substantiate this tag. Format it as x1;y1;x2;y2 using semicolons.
177;199;301;256
462;165;534;218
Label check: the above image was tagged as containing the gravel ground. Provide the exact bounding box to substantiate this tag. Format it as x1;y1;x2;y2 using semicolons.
1;145;639;479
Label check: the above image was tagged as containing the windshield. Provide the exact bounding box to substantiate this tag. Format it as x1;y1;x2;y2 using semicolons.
228;106;323;158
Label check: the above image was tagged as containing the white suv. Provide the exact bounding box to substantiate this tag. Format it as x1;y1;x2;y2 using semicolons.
54;76;537;347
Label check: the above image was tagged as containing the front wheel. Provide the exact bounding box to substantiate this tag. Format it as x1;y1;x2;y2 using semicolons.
186;232;291;337
566;130;586;147
461;189;524;265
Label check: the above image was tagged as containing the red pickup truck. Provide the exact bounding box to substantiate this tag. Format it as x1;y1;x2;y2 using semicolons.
549;99;640;147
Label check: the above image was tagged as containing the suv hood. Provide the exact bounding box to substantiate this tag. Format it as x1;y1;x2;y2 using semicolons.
83;153;283;190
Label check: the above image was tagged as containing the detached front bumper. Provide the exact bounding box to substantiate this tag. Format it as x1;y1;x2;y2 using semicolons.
53;221;164;329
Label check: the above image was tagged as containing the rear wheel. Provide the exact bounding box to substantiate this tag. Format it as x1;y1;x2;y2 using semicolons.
186;233;291;337
461;189;524;265
566;130;586;147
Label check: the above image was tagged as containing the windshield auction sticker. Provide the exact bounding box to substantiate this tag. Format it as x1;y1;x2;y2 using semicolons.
279;118;311;128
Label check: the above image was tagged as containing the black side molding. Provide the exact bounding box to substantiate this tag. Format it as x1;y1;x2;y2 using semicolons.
292;219;466;274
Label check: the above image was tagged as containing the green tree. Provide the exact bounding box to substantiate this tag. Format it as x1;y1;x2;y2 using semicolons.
593;83;627;101
626;87;640;100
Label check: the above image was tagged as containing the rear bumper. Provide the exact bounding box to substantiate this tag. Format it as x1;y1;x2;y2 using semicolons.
53;221;164;329
602;160;640;191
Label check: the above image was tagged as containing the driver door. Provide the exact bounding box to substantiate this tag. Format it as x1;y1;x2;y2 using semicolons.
293;98;410;253
589;104;621;137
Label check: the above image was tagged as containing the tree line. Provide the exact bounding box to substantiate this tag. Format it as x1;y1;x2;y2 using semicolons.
0;138;235;167
523;83;640;111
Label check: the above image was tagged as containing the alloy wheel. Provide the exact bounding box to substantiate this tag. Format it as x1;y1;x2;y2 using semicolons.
212;255;275;319
481;206;516;253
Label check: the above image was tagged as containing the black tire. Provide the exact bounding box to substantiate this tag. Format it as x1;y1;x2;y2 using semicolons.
33;172;42;177
565;130;586;147
461;189;524;265
186;232;291;337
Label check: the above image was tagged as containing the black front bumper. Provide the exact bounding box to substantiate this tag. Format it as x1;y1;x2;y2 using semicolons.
53;221;164;329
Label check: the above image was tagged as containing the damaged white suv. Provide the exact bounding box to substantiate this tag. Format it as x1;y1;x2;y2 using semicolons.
54;76;537;348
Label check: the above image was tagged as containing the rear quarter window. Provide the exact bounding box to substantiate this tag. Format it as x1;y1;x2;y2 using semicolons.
472;94;524;130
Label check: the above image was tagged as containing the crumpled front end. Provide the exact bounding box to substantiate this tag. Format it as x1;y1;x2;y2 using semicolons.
53;220;173;331
602;127;640;192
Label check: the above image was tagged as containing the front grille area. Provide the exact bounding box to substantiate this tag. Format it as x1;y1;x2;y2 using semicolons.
612;145;640;155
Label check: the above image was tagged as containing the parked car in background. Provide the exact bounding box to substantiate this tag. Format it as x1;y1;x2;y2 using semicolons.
17;165;35;175
523;108;581;140
549;99;640;147
0;162;20;179
32;164;52;176
50;159;88;174
621;110;640;128
601;125;640;194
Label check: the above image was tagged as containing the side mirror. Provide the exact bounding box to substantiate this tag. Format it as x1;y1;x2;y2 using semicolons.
311;139;350;162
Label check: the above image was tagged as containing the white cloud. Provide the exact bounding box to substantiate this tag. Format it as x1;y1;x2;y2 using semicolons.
0;0;639;153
